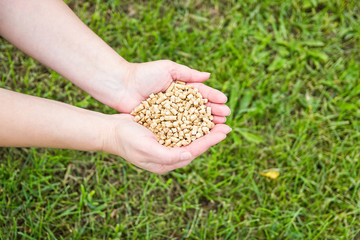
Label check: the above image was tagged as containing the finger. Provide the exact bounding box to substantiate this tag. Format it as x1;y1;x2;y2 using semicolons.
184;124;231;158
213;116;227;124
143;138;193;165
143;158;193;175
190;83;228;104
159;159;193;174
170;62;210;83
206;102;231;116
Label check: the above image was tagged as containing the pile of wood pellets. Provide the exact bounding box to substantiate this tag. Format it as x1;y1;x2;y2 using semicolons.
131;81;214;147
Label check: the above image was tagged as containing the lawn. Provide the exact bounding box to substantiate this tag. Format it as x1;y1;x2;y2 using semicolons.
1;0;360;239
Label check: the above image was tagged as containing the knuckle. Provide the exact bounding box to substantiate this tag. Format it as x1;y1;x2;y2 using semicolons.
162;59;174;68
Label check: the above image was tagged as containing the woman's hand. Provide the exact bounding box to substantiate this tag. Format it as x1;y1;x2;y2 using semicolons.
110;60;231;123
102;114;232;174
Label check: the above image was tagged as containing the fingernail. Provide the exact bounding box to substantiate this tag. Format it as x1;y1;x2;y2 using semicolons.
226;126;232;133
223;95;228;103
181;152;192;161
203;72;211;77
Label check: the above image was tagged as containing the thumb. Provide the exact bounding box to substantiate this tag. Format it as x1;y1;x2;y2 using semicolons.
146;139;194;165
169;62;210;83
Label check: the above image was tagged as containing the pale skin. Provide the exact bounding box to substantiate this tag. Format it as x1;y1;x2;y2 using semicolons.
0;0;231;174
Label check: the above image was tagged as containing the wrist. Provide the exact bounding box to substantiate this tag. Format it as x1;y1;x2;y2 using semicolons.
90;60;141;113
98;114;127;156
86;56;130;106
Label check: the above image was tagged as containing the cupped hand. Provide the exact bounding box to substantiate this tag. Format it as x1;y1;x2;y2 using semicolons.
113;60;231;124
103;114;232;174
101;60;232;173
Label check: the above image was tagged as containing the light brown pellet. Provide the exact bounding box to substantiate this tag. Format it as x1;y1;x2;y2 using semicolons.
166;82;175;93
191;126;198;136
176;81;186;85
187;94;194;100
164;116;177;121
134;115;141;122
156;96;166;104
202;127;210;134
143;101;150;108
170;108;178;115
171;137;180;143
190;115;197;122
133;104;144;113
164;122;173;128
165;139;171;146
175;84;186;90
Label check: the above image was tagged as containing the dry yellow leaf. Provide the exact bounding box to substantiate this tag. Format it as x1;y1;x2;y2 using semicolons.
260;170;280;179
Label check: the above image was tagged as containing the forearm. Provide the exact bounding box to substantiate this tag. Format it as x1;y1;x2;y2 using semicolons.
0;88;107;151
0;0;127;104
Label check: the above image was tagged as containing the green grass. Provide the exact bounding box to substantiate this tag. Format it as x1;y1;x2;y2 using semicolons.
1;0;360;239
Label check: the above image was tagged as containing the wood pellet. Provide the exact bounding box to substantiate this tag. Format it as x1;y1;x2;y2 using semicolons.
131;81;215;147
